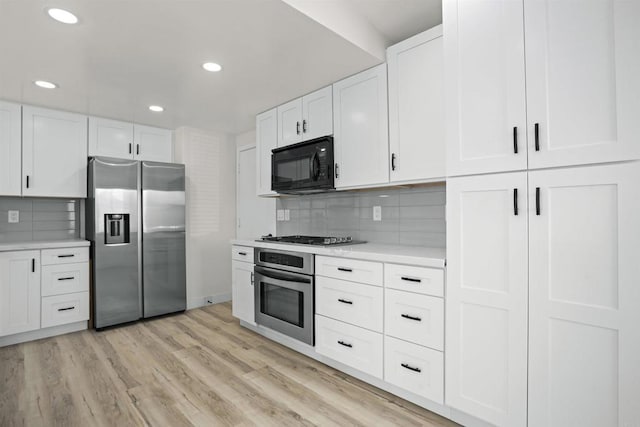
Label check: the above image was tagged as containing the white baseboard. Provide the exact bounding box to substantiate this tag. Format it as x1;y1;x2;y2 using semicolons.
187;292;232;310
0;321;88;347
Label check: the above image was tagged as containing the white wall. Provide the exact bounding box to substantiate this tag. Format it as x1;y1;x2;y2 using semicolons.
174;126;236;309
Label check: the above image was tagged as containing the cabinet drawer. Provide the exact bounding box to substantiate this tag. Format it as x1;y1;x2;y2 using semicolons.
42;263;89;296
316;276;383;332
232;246;254;263
384;336;444;404
385;289;444;350
315;315;383;378
41;292;89;328
315;256;382;286
41;247;89;266
385;263;444;297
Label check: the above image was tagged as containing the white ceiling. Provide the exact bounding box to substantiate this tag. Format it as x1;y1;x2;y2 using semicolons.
0;0;440;134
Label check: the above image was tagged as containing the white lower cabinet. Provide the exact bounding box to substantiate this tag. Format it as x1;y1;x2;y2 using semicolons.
315;314;383;379
316;276;383;332
231;248;255;325
384;336;444;404
385;289;444;351
41;292;89;328
0;251;40;337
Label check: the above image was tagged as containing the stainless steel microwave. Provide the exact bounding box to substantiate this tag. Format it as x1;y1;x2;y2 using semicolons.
271;136;334;194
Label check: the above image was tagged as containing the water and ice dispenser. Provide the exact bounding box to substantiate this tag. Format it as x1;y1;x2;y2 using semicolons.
104;214;130;245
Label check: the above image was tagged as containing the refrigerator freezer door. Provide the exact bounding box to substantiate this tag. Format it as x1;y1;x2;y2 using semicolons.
141;161;187;317
88;157;141;328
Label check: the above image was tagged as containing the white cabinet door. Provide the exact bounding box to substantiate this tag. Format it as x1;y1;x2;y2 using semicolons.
88;117;134;159
446;172;528;426
277;98;303;147
232;259;255;325
237;145;276;237
133;125;173;162
256;108;278;196
0;101;22;196
333;64;389;189
301;86;332;141
524;0;640;169
444;0;527;176
0;251;40;337
528;163;640;427
388;26;445;183
22;106;88;198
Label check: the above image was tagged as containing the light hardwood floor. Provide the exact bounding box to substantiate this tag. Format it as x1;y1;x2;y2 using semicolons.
0;302;458;426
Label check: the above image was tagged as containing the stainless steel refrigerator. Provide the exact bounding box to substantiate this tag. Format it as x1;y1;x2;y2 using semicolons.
87;157;186;329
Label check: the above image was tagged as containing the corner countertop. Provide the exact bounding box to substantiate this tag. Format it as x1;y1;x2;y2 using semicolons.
231;238;446;269
0;239;91;252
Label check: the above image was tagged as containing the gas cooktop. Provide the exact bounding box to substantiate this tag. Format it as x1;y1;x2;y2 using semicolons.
258;235;365;246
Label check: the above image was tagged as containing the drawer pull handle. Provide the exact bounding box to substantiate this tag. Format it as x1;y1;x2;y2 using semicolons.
337;340;353;348
58;306;75;312
58;254;75;258
337;267;352;272
401;363;422;373
338;298;353;305
401;314;422;322
401;276;421;283
58;277;75;281
238;252;247;256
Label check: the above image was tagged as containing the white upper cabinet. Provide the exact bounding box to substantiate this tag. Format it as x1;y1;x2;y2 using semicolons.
528;162;640;427
0;251;41;337
88;117;134;159
256;108;278;196
444;0;527;177
22;106;88;198
277;98;303;147
388;25;445;183
333;64;389;189
446;172;528;427
524;0;640;169
133;124;173;162
301;86;333;141
0;101;22;196
277;85;333;148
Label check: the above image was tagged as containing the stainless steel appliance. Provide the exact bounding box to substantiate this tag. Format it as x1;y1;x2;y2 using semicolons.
259;235;365;246
271;136;334;194
87;157;186;329
254;247;315;345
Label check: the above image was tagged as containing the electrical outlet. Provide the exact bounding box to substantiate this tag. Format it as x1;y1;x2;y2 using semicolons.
7;210;19;223
373;206;382;221
284;209;290;221
277;209;285;221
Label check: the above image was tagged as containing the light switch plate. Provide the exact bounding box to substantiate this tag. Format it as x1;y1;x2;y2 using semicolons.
7;210;19;223
277;209;285;221
373;206;382;221
284;209;290;221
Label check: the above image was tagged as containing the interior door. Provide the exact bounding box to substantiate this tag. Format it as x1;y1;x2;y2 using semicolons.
89;117;134;159
0;101;21;196
237;145;275;239
446;172;528;426
524;0;640;169
0;251;40;337
277;98;303;147
444;0;527;176
301;86;332;141
528;162;640;427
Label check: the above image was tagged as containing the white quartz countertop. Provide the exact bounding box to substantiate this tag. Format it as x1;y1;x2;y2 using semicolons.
0;239;91;252
231;238;446;268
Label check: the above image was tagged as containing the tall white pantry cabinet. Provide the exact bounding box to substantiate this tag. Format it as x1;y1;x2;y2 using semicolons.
444;0;640;426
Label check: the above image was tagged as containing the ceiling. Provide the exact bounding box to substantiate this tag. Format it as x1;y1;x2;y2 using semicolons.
0;0;441;135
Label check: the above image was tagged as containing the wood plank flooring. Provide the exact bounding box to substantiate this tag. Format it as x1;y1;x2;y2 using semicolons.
0;302;459;427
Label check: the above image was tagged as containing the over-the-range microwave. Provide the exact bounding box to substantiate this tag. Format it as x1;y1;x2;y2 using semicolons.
271;136;334;194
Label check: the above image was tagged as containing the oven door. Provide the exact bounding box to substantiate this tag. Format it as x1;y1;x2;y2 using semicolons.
271;136;334;193
254;265;314;346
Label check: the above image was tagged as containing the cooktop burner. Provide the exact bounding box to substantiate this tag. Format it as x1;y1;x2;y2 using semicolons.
259;235;365;246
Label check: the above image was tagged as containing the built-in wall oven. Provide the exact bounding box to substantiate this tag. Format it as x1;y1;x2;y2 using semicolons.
254;247;314;345
271;136;334;194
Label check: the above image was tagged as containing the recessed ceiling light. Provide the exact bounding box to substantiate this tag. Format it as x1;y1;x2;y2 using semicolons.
202;62;222;72
149;105;164;112
34;80;57;89
47;8;78;24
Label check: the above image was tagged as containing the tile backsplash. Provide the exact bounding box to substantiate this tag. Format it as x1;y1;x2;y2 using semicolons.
0;197;81;243
276;184;446;247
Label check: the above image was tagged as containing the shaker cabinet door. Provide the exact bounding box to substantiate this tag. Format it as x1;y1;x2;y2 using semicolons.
0;101;22;196
301;86;333;141
0;251;41;337
89;117;134;159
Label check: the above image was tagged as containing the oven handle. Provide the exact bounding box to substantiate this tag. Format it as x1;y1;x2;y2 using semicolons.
254;266;312;286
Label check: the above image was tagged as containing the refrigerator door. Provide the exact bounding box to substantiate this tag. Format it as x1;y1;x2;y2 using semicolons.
88;157;141;328
141;161;186;317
